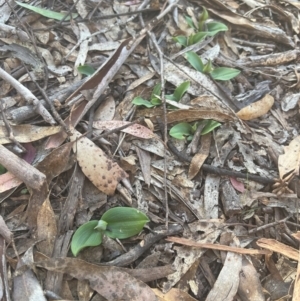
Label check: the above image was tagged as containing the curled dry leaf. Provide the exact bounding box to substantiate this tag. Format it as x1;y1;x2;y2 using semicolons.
93;120;154;139
70;130;127;195
36;257;158;301
236;94;274;120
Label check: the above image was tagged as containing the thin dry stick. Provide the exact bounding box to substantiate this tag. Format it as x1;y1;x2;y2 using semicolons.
0;101;25;152
148;33;169;228
0;67;55;124
21;62;70;134
248;215;292;234
139;6;171;227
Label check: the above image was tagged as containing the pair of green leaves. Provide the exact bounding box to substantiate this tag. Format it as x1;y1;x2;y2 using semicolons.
169;120;221;140
132;81;190;108
174;7;228;47
185;51;240;81
71;207;149;256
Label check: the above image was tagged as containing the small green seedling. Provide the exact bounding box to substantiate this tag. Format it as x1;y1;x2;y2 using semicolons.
185;51;240;81
71;207;149;256
169;120;221;140
132;81;190;108
173;7;228;47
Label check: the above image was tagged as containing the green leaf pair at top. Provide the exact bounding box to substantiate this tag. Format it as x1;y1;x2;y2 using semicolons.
185;51;240;81
132;81;190;108
71;207;149;256
173;7;228;47
169;120;221;140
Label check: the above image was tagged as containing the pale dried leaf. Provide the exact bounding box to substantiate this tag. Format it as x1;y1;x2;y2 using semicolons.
93;121;155;139
278;135;300;179
0;125;62;144
13;248;47;301
37;197;57;257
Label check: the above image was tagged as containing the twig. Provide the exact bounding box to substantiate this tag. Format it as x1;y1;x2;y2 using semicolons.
248;215;292;234
0;67;56;124
21;62;70;134
0;145;46;190
0;101;26;152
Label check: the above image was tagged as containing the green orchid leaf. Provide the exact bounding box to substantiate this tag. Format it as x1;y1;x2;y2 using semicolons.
201;120;221;135
16;1;78;21
185;51;204;72
71;221;103;257
169;123;193;140
77;65;96;76
206;22;228;36
210;67;240;80
173;36;187;47
199;7;209;24
0;164;6;175
203;59;213;74
185;15;196;29
132;96;155;108
101;207;149;239
150;97;162;106
173;81;190;102
191;32;207;44
150;83;162;100
165;94;177;101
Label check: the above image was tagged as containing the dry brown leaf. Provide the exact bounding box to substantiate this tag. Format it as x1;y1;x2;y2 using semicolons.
256;238;298;261
153;288;198;301
188;133;211;179
278;135;300;180
167;109;234;124
36;257;158;301
70;130;127;195
0;124;61;144
236;94;274;120
36;197;57;257
93;120;154;139
27;142;74;228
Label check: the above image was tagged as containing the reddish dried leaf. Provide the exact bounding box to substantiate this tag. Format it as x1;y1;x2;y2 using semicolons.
229;177;245;193
36;258;158;301
93;120;154;139
70;130;127;195
0;172;22;193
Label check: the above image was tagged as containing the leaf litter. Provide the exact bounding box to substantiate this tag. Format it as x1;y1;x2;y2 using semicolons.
0;0;300;300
